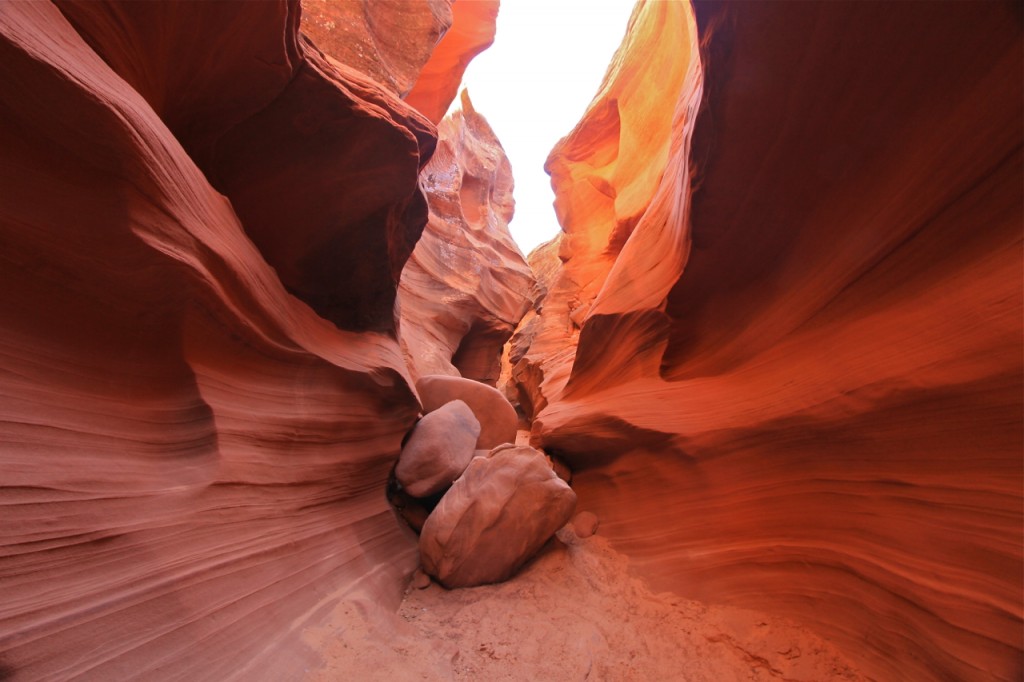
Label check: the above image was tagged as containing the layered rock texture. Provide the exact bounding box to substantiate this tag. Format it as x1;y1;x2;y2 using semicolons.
516;1;1023;681
398;91;534;385
0;0;448;678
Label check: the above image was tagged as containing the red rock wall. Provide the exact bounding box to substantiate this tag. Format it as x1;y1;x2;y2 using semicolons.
398;91;534;386
55;0;436;333
0;0;445;677
300;0;452;98
523;1;1023;680
404;0;499;125
510;0;702;419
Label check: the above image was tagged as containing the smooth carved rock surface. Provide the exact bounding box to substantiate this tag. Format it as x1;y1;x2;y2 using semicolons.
0;0;469;678
419;446;577;588
399;91;534;385
56;0;437;333
417;375;518;450
396;400;480;498
510;0;702;421
518;1;1023;681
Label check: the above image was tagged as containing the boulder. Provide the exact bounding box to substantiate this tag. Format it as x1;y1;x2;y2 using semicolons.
396;400;480;498
417;374;517;449
419;445;577;588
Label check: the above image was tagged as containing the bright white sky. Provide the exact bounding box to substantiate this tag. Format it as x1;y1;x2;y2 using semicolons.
448;1;636;256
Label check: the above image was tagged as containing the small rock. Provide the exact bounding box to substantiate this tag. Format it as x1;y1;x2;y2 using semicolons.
572;511;599;538
411;568;431;589
417;375;517;450
419;444;577;588
396;400;480;498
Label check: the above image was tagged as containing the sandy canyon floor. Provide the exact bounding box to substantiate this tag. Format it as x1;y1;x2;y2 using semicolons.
306;531;865;681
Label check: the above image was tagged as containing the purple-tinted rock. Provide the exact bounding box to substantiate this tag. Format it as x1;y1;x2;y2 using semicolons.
419;445;577;588
396;400;480;498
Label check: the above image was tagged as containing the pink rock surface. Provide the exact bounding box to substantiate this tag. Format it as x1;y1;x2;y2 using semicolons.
395;400;480;498
419;445;577;588
0;1;460;677
398;91;534;385
417;374;517;450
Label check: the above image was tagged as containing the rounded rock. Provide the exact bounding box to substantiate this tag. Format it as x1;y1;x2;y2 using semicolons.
419;444;577;588
396;400;480;498
417;374;517;450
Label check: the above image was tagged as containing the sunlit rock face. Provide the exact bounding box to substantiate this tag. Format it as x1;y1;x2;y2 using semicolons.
510;0;702;421
300;0;451;99
0;0;450;677
521;1;1023;680
299;0;498;126
398;91;534;386
405;0;499;125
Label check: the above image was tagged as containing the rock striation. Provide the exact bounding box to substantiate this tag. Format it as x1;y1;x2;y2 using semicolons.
398;90;534;385
2;0;1021;679
0;0;470;678
516;1;1023;680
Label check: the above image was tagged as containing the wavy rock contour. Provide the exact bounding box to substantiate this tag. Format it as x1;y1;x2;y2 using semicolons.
0;0;444;677
518;1;1023;680
398;91;534;386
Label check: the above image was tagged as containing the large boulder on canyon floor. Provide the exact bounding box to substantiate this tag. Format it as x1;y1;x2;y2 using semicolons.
396;400;480;498
419;445;577;588
416;374;517;449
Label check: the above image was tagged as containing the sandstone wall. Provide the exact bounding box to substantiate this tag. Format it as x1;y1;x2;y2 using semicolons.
522;1;1023;680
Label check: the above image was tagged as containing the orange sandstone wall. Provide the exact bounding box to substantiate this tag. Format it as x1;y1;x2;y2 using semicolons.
405;0;499;125
524;1;1023;680
510;0;702;419
398;91;534;386
0;1;455;677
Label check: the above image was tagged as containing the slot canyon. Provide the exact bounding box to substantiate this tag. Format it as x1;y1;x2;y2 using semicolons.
0;0;1021;680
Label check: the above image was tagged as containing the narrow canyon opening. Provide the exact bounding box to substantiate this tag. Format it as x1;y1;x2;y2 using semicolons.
0;1;1021;681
